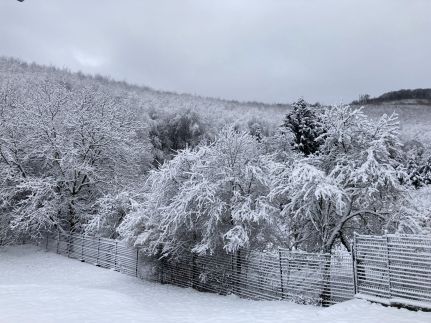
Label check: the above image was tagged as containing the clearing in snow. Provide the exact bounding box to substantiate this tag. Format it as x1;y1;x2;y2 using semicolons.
0;245;430;323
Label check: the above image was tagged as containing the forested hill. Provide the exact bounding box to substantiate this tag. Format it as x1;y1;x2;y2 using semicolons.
351;89;431;143
1;56;430;143
0;57;290;128
353;88;431;105
1;56;430;250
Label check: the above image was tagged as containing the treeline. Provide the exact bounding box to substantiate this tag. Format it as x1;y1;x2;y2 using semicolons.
118;100;431;259
353;88;431;105
0;58;430;258
0;57;284;243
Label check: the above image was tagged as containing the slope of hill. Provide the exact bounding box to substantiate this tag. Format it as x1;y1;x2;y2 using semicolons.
0;57;290;134
350;89;431;143
1;56;429;144
354;101;431;144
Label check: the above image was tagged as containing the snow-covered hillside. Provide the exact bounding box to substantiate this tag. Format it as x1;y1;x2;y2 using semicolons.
2;57;430;143
361;102;431;143
0;245;430;323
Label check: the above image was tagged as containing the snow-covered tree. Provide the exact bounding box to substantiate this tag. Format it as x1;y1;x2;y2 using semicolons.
1;57;429;255
119;127;284;259
148;108;211;167
271;105;415;252
402;141;431;188
406;186;431;233
282;98;325;156
8;177;61;238
0;75;152;240
120;106;425;255
85;192;140;239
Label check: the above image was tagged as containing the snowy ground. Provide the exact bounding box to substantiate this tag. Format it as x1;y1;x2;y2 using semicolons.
0;245;430;323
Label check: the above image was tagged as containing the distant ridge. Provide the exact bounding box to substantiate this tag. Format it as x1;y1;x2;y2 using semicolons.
0;56;288;109
353;88;431;105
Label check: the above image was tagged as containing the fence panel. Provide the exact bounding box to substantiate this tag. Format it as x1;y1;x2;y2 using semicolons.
354;235;390;298
386;235;431;305
354;234;431;308
45;233;141;278
279;249;354;306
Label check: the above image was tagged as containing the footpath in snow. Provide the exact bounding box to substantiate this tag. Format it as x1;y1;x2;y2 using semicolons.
0;245;430;323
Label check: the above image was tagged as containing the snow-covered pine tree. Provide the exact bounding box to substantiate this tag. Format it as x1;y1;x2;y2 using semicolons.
403;141;431;188
282;98;325;156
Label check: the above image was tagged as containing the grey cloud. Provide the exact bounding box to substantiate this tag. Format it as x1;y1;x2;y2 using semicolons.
0;0;430;104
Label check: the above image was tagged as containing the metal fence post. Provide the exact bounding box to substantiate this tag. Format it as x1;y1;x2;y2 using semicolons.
67;234;72;258
321;253;332;306
286;253;291;299
230;253;234;292
352;233;358;295
96;237;101;266
278;248;285;299
385;234;392;299
45;233;49;251
160;257;165;284
114;241;118;271
80;236;85;262
135;249;139;277
56;231;60;254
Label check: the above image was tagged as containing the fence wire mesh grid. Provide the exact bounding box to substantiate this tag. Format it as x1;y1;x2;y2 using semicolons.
35;232;431;309
44;234;148;279
354;234;431;308
161;250;354;306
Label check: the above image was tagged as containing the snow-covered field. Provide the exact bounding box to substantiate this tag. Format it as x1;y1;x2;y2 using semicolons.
0;245;430;323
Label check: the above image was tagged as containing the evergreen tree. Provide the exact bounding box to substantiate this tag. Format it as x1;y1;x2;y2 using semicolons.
403;141;431;188
418;156;431;186
283;98;324;156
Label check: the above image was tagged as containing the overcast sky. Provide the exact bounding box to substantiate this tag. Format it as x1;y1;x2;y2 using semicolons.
1;0;430;104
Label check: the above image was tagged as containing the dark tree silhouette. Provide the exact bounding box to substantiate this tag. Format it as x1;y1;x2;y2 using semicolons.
283;98;325;156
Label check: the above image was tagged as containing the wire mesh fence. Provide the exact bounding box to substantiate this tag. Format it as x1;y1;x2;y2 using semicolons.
279;249;354;305
354;234;431;308
161;249;354;306
41;233;151;279
32;232;431;309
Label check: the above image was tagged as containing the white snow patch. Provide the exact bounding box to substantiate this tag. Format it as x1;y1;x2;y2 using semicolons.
0;245;430;323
